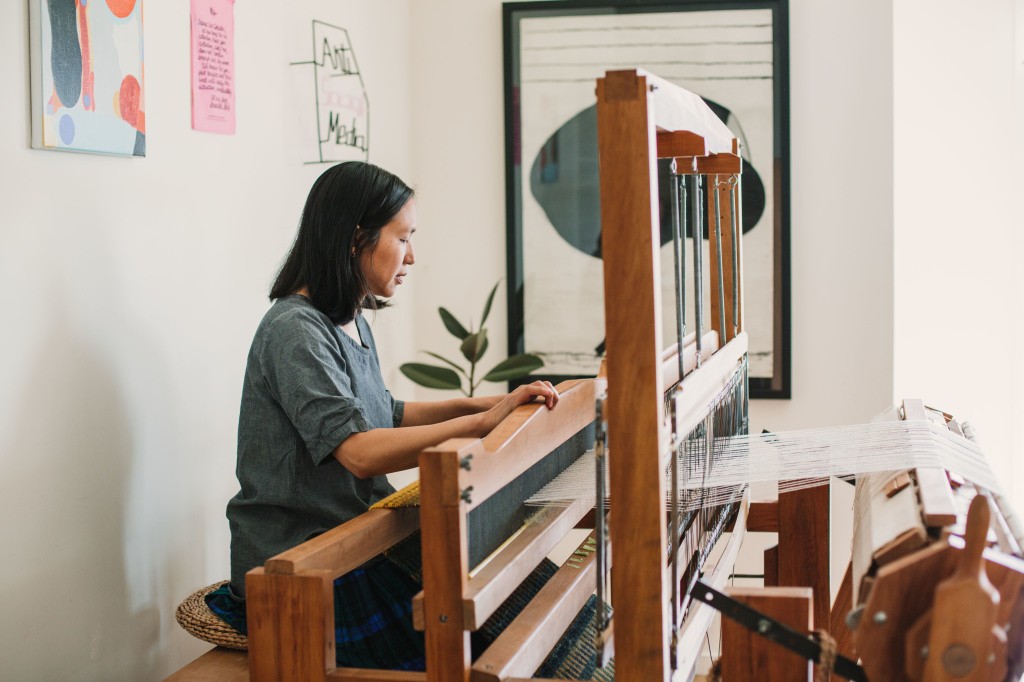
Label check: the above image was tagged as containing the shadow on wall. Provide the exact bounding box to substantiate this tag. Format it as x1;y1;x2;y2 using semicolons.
0;221;216;678
0;311;160;680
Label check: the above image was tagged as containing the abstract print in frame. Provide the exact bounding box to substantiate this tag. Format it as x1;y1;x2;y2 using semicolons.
30;0;146;157
503;0;790;398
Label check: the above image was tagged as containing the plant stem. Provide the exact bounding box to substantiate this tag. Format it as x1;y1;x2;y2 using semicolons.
468;358;476;397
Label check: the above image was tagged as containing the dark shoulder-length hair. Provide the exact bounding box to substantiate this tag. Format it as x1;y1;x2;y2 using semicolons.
270;161;414;324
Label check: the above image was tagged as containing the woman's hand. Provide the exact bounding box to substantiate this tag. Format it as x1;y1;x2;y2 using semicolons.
474;381;559;436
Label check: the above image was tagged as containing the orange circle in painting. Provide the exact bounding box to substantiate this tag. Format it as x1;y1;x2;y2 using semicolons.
119;75;141;128
105;0;136;19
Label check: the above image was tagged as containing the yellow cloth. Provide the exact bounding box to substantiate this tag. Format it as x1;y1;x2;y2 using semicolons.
371;481;421;509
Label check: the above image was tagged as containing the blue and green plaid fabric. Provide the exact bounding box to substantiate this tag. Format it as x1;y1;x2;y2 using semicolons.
206;557;425;670
207;547;614;678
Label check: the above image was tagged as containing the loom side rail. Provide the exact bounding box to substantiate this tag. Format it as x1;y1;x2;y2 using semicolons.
264;507;420;576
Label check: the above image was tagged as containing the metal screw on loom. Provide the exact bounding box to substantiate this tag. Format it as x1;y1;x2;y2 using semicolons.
757;619;771;634
845;606;863;632
873;611;887;624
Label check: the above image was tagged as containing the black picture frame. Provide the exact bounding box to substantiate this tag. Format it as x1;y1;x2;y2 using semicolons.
503;0;791;398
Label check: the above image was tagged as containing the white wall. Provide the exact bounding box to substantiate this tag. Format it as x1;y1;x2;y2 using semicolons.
1016;0;1024;513
407;0;897;434
406;0;514;402
751;0;894;434
2;0;1021;679
893;0;1022;511
0;2;414;679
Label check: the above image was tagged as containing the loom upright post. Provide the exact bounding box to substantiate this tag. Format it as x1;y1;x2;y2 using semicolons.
596;69;671;681
419;446;471;682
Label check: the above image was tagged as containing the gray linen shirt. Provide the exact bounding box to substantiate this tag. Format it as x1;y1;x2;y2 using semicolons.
227;295;403;597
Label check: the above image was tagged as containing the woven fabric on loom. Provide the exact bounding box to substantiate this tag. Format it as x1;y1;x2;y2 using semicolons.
372;481;421;508
387;530;615;680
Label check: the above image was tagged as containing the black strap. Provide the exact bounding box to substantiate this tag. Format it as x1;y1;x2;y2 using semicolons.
692;580;867;682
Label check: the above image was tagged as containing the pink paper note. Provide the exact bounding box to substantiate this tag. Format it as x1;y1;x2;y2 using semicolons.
190;0;235;134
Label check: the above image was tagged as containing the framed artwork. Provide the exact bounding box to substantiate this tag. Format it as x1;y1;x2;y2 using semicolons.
29;0;146;156
503;0;790;398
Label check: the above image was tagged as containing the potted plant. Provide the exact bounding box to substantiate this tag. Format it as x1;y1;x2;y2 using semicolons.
400;282;543;396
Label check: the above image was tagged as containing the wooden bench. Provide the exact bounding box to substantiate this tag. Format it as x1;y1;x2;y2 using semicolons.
164;646;248;681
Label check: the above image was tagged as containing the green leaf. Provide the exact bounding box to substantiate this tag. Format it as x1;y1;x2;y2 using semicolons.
460;329;489;363
482;354;545;382
439;307;469;340
400;363;463;390
422;352;468;377
480;281;501;328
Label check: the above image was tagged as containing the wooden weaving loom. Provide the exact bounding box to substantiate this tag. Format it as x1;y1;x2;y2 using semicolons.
168;69;1024;682
165;69;834;682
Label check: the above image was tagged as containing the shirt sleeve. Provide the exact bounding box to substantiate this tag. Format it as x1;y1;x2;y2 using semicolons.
258;310;373;465
388;391;405;428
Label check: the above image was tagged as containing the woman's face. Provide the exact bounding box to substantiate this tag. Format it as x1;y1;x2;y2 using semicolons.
360;198;417;298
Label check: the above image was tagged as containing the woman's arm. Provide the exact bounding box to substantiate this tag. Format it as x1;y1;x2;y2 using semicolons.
335;381;558;478
399;396;501;427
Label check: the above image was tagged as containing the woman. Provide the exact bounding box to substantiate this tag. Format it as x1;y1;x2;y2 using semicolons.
207;161;558;670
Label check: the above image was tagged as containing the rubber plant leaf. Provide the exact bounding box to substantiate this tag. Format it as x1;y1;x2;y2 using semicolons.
482;354;544;382
460;329;489;363
422;352;468;377
479;281;500;328
400;363;463;390
439;307;469;340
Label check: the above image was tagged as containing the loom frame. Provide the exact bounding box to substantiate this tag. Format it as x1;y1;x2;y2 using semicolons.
226;70;833;682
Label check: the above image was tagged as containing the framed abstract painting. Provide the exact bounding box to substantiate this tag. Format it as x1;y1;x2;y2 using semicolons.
503;0;790;398
30;0;146;157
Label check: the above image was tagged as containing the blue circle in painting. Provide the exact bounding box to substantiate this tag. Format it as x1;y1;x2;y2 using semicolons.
83;94;91;109
59;114;76;145
80;0;87;6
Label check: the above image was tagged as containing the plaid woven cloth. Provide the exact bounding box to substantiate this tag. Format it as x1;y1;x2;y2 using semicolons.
206;557;426;671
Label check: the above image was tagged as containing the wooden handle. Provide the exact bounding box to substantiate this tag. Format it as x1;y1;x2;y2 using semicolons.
921;493;1000;681
958;494;991;579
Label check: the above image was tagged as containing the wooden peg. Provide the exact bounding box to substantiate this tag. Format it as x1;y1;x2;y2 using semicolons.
921;495;1000;681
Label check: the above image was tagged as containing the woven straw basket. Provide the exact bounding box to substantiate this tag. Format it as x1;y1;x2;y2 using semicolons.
175;581;248;651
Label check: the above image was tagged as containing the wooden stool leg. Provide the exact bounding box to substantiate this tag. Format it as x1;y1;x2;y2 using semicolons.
720;587;814;681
